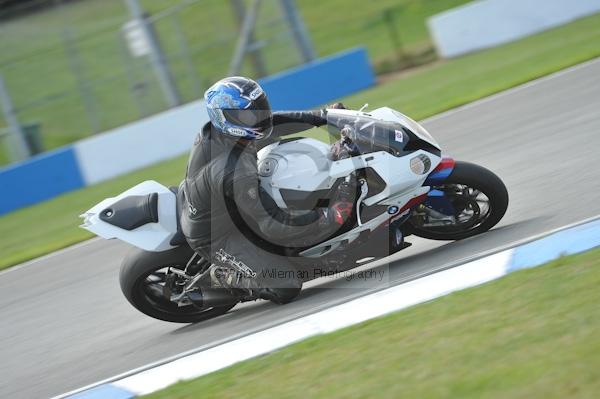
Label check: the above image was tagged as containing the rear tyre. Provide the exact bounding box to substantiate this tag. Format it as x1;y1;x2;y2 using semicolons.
119;246;236;323
406;161;508;240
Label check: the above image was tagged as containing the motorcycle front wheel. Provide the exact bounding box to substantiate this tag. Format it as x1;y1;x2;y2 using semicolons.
406;161;508;241
119;246;236;323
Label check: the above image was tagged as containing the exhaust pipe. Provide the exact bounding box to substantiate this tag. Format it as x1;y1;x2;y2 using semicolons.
187;287;239;308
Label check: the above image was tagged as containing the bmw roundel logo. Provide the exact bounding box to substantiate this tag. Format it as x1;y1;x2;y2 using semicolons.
387;206;399;214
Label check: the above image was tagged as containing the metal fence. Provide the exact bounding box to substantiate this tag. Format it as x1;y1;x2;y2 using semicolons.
0;0;311;164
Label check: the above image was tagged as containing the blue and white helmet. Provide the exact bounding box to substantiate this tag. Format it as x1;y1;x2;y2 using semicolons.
204;76;273;140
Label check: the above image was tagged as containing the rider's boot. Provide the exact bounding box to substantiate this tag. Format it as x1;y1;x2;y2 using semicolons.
209;265;297;304
209;265;278;302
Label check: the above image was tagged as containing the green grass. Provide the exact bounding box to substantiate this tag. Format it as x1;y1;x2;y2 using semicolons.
0;14;599;270
0;0;468;163
0;154;188;268
0;138;9;165
143;248;600;399
341;12;600;115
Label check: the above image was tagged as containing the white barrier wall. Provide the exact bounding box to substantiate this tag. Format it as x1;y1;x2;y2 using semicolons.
74;100;207;185
72;47;376;187
0;48;375;215
428;0;600;58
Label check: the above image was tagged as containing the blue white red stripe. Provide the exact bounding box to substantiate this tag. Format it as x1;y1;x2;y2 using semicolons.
425;157;455;185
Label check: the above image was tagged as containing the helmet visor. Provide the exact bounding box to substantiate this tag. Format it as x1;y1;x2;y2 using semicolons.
222;109;271;128
222;93;271;129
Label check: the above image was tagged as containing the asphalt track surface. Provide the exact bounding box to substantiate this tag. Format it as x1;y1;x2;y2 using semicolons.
2;59;600;399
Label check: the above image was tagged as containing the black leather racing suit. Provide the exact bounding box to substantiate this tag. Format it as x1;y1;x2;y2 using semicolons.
180;111;329;303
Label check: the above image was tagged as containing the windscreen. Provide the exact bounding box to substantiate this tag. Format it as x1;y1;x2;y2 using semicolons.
390;109;439;146
327;112;408;157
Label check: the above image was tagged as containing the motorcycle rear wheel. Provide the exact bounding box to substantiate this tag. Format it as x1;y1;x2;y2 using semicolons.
406;161;508;241
119;246;236;323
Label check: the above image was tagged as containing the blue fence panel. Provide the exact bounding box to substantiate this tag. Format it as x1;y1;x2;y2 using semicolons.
0;47;375;216
0;147;84;215
259;47;375;110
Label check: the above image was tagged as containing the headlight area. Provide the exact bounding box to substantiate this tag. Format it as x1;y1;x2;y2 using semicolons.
410;154;432;175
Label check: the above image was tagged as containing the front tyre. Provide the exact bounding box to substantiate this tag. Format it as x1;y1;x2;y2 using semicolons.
406;161;508;240
119;246;236;323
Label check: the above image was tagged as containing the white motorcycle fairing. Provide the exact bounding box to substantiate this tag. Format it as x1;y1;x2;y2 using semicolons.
80;107;443;256
77;105;510;324
80;180;178;252
258;108;441;257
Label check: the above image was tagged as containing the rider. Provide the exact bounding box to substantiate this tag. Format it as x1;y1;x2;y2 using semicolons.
180;76;351;307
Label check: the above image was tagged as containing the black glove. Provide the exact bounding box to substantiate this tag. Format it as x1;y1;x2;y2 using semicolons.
328;102;347;109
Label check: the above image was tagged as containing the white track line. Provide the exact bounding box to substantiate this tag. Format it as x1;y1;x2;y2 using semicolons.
54;213;600;399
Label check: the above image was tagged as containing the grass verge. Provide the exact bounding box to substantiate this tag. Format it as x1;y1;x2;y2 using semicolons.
1;14;599;271
0;0;468;160
144;248;600;399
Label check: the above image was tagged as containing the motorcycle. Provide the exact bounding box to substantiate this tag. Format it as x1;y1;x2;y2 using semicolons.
80;107;508;323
